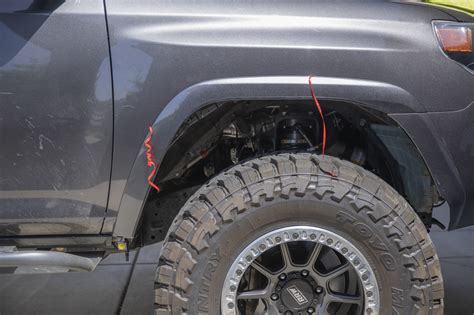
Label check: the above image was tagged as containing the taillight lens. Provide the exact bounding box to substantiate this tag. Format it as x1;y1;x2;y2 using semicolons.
433;21;474;72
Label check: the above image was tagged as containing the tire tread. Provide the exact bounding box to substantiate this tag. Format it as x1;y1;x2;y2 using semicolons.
154;153;444;314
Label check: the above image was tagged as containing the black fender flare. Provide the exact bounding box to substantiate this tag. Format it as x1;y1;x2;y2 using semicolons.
111;75;461;239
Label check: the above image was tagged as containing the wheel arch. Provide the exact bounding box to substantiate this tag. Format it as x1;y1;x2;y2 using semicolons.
112;75;451;241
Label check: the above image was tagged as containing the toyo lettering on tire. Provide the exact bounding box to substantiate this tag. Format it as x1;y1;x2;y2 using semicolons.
154;153;444;314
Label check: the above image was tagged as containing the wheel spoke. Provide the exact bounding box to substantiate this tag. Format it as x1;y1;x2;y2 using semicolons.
222;226;379;315
323;262;350;281
237;288;269;300
317;301;330;315
251;261;275;280
280;243;293;269
264;299;281;315
305;243;323;269
326;292;363;305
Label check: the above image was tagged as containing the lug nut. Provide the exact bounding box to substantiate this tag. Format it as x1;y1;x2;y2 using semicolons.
315;286;323;294
301;269;309;277
271;293;279;301
307;306;315;313
279;273;287;281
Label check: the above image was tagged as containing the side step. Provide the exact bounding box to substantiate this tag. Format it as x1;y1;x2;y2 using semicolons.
0;247;101;274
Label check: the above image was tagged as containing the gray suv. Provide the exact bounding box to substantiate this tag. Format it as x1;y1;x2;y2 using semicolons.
1;0;474;314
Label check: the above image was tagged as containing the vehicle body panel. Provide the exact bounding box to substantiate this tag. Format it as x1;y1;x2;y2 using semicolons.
104;0;474;238
390;108;471;229
0;0;113;236
425;103;474;229
1;0;473;242
413;102;474;229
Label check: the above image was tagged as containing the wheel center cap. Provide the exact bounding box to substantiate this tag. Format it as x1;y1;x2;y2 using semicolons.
281;279;314;310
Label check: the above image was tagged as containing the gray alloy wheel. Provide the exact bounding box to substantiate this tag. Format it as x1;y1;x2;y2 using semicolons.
221;226;380;315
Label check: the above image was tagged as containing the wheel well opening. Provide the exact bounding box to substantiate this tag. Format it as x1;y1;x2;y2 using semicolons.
136;100;439;246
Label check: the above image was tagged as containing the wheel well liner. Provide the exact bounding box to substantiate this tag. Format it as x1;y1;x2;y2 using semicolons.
136;99;437;246
112;76;447;240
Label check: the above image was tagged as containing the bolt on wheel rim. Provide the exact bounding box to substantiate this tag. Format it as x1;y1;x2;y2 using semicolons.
221;226;380;315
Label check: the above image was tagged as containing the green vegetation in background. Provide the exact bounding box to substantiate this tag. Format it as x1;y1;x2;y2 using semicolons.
425;0;474;14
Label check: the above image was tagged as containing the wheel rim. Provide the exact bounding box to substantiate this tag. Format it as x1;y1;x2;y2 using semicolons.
221;226;380;315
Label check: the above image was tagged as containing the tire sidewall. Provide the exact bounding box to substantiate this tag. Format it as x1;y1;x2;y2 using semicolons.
187;195;412;314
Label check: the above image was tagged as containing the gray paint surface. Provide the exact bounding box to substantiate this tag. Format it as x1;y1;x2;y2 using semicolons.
0;0;113;236
1;0;474;240
106;0;474;237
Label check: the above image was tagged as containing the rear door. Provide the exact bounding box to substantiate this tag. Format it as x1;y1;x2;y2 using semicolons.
0;0;113;236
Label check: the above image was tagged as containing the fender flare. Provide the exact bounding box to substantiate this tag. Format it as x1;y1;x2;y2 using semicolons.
112;75;459;239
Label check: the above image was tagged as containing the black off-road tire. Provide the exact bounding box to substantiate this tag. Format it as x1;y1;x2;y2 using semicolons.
154;153;444;314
